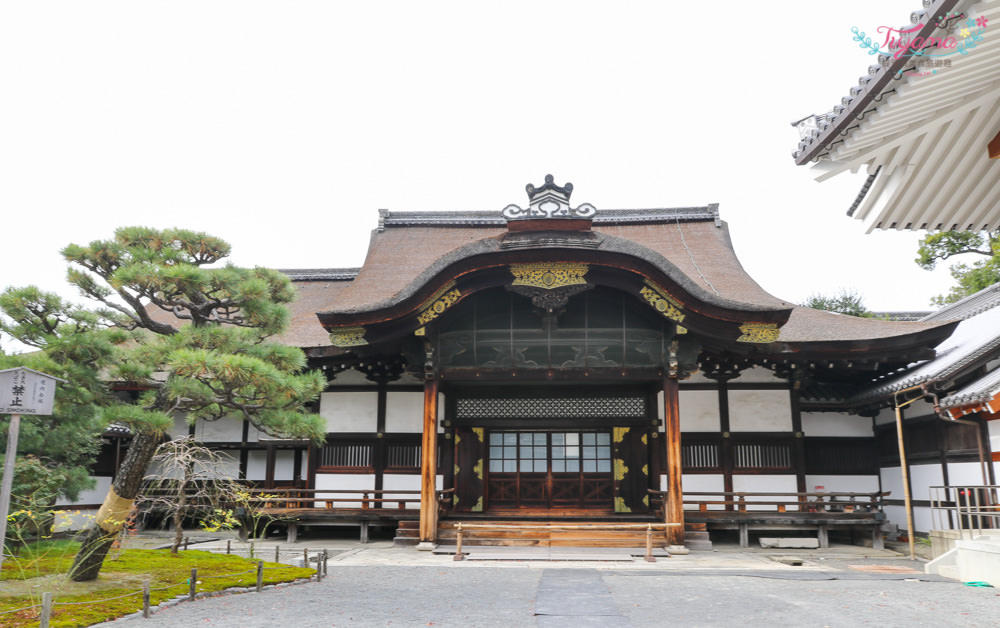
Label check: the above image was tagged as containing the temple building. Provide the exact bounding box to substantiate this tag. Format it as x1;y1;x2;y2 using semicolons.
69;176;998;548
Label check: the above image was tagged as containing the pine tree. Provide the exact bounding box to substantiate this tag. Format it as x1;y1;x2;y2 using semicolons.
3;227;325;581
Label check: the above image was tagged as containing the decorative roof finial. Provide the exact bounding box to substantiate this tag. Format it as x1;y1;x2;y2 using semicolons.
502;174;596;222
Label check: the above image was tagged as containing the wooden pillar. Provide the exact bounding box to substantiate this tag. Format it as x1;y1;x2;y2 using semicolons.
663;376;684;546
418;377;440;544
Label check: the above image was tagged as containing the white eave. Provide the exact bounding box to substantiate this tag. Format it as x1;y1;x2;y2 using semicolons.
809;0;1000;233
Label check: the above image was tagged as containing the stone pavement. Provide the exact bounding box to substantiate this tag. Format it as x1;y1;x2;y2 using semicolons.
94;529;1000;627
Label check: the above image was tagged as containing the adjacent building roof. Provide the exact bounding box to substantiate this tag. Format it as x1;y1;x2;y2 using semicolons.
794;0;1000;232
846;283;1000;403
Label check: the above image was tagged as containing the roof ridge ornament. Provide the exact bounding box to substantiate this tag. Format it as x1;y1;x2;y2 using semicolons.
502;174;597;222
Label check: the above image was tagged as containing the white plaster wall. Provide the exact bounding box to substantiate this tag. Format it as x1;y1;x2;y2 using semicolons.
56;476;112;506
246;450;268;481
731;366;782;384
727;390;792;432
321;391;378;432
804;475;879;493
990;420;1000;456
679;390;720;432
801;412;873;437
904;399;938;419
880;466;904;499
315;473;375;491
385;391;423;433
327;369;372;386
271;450;295;481
884;504;905;530
910;463;945;501
195;417;244;442
681;474;725;510
732;474;798;509
947;461;989;487
382;475;422;492
874;410;895;426
913;506;934;534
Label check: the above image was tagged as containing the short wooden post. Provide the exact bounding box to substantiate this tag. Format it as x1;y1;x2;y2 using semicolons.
303;547;309;569
323;550;328;577
738;496;746;513
256;560;264;592
142;580;151;618
316;554;323;582
226;540;231;555
275;545;280;563
362;491;369;510
189;568;197;600
39;592;52;628
453;523;465;561
644;525;656;563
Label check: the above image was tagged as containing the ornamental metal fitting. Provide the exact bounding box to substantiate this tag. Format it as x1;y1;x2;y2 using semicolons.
501;174;597;221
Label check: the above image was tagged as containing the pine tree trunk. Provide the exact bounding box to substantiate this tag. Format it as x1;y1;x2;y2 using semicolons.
69;429;162;581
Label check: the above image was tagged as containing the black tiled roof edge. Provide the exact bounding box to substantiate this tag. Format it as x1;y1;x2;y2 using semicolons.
939;367;1000;408
921;283;1000;321
873;310;933;321
378;206;721;229
279;268;361;282
103;422;132;437
852;331;1000;402
792;0;960;165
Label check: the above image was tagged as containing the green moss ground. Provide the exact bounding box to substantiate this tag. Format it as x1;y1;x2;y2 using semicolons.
0;541;314;627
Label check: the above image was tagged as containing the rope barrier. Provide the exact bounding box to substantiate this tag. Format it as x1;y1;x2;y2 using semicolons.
0;603;42;616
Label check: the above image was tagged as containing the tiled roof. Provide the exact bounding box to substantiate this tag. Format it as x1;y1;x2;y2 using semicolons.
852;284;1000;400
794;0;1000;232
316;207;949;345
279;270;356;348
939;366;1000;409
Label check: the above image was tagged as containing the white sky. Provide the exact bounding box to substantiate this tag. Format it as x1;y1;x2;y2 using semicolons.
0;1;960;352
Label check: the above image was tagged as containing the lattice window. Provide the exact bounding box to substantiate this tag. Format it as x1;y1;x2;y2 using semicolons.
386;442;421;471
319;442;372;471
682;442;720;470
457;395;646;419
733;442;792;470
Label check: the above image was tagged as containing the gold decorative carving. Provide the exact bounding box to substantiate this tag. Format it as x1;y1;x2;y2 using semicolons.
417;282;461;326
472;496;483;512
414;327;426;336
641;464;648;477
473;458;483;480
328;326;367;347
614;458;629;481
643;495;650;508
510;263;589;290
737;322;780;343
615;496;631;513
472;427;484;442
613;427;630;443
454;464;460;476
638;281;686;323
641;433;648;446
453;495;459;507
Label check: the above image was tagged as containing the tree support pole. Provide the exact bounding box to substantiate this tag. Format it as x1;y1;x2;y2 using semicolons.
418;376;439;548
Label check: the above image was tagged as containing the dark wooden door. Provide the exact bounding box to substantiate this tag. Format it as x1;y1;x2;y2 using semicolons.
486;431;613;510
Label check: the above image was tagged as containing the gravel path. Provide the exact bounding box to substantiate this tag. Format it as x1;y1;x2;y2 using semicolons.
97;564;1000;627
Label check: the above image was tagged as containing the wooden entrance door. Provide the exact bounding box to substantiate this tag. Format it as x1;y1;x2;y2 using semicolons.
486;431;613;510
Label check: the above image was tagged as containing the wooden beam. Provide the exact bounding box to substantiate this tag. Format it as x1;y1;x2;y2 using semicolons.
419;377;440;543
663;376;685;546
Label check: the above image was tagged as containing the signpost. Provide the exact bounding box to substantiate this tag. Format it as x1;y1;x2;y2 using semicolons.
0;367;64;571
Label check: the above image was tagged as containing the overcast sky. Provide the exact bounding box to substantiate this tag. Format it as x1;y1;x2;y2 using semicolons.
0;1;960;352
